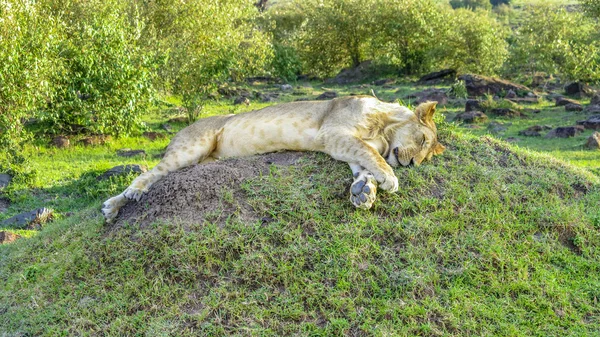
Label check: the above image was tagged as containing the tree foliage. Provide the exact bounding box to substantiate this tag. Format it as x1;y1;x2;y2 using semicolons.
510;5;600;81
449;0;492;10
580;0;600;18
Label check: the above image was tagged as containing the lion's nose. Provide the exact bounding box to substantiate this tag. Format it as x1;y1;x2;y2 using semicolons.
393;147;398;158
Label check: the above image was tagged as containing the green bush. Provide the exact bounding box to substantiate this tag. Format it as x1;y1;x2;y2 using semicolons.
292;0;378;77
442;9;509;75
271;44;303;82
136;0;272;121
40;0;155;136
375;0;450;75
509;5;600;81
490;0;511;6
0;1;58;180
580;0;600;18
450;0;492;10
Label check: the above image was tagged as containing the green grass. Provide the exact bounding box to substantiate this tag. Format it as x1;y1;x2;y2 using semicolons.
1;80;600;335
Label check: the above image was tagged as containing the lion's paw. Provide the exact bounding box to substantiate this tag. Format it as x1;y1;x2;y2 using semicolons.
350;171;377;210
102;194;126;223
123;187;145;201
378;173;398;193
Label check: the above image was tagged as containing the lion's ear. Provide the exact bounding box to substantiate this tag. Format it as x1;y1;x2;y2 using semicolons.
415;101;437;126
433;142;446;155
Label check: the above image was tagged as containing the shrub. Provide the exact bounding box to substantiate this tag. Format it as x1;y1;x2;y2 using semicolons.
490;0;511;6
580;0;600;18
509;5;600;81
375;0;450;75
449;0;492;10
0;1;58;180
442;9;509;75
40;0;155;136
293;0;378;77
136;0;272;121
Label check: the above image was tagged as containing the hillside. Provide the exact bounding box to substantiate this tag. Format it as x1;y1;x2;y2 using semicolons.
1;126;599;336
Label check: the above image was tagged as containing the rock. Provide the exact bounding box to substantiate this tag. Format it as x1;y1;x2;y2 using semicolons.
279;84;293;91
591;93;600;106
519;130;542;137
116;149;147;158
168;116;188;124
521;125;552;133
80;135;111;146
259;93;279;102
98;164;147;181
218;86;250;99
295;98;310;102
507;97;539;104
505;89;517;99
325;60;373;85
564;82;595;98
584;105;600;114
491;108;521;118
316;91;338;100
465;99;482;112
0;198;9;213
577;115;600;130
585;132;600;149
488;121;510;134
555;97;581;107
505;137;520;143
0;174;11;189
0;231;21;244
545;126;584;139
564;103;584;112
418;69;456;83
161;124;173;132
458;74;532;97
142;132;166;141
373;78;395;86
407;88;449;106
454;111;488;124
233;96;250;105
52;136;70;148
0;208;53;230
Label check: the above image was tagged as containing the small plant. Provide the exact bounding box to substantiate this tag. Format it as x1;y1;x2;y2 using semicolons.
449;79;468;99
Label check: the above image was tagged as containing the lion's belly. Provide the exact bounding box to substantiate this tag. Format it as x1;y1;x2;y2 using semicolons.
211;116;321;159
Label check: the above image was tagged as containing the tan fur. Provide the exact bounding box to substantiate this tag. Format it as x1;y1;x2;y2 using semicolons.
102;96;445;222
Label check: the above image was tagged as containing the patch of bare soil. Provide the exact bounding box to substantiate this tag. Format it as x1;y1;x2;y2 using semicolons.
110;151;305;230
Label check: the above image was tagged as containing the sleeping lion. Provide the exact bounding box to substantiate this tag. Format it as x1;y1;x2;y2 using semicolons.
102;96;445;223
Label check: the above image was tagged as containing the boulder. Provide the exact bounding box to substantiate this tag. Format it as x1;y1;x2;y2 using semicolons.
454;111;488;124
52;136;70;148
373;78;395;86
279;84;293;91
218;86;250;99
584;105;600;114
505;89;517;99
0;208;53;230
555;97;581;107
259;92;279;102
591;93;600;106
458;74;532;97
564;82;595;98
418;69;456;83
98;164;147;181
0;174;11;189
407;88;449;106
465;99;482;112
487;121;510;134
545;126;584;139
142;132;167;141
585;132;600;150
233;96;250;105
577;115;600;130
0;231;21;244
519;130;542;137
564;103;584;112
316;91;338;100
325;60;373;85
168;116;188;124
491;108;521;118
116;149;147;158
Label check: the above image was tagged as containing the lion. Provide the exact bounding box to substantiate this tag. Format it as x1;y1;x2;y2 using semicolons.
102;96;445;223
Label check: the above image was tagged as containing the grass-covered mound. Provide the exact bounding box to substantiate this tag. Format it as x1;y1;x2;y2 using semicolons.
1;126;599;336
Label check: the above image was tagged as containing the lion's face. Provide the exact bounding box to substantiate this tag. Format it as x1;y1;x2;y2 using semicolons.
385;102;446;167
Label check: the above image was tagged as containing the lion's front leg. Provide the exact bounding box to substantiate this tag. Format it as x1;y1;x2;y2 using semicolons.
319;130;398;193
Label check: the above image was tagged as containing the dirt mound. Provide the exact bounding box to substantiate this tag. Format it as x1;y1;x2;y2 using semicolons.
111;152;305;229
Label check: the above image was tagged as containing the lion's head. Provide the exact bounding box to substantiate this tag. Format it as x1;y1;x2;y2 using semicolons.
385;101;445;167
